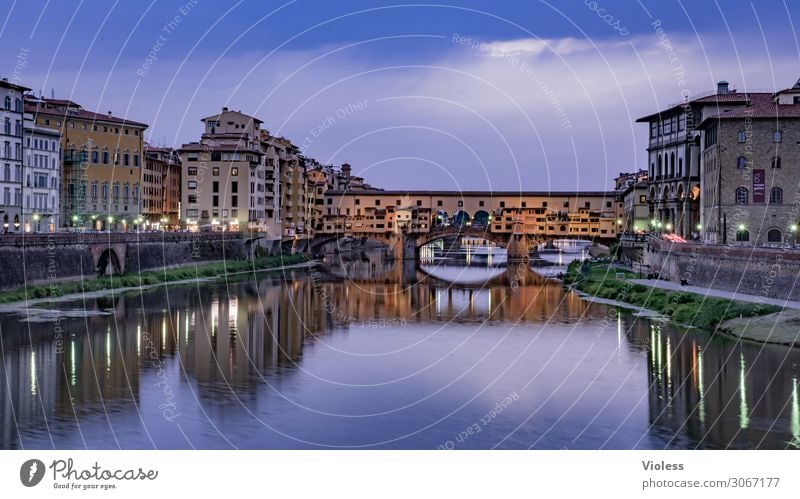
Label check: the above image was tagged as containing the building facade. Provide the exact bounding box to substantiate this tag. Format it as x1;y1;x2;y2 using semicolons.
22;112;61;232
179;108;264;232
319;191;621;240
25;96;148;230
636;81;771;239
698;80;800;246
141;144;164;226
0;79;29;233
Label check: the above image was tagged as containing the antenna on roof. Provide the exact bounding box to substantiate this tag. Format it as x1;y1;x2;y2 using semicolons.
50;88;54;99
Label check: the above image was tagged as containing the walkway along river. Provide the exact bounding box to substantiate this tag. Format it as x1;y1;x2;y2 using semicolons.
0;249;799;449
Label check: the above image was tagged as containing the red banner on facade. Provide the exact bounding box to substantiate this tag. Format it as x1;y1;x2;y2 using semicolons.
753;169;765;203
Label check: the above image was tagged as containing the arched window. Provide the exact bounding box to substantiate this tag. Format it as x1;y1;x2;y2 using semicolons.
737;156;747;169
770;187;783;204
678;157;683;177
767;229;782;242
738;130;747;143
3;96;10;110
670;152;675;177
774;131;782;143
657;155;662;178
736;229;750;242
772;156;781;169
650;162;655;178
735;187;749;205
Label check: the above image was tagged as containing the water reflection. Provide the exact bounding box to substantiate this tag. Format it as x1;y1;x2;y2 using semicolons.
1;252;799;449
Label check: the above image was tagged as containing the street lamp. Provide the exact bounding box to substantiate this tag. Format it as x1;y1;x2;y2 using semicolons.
665;223;672;232
791;224;797;247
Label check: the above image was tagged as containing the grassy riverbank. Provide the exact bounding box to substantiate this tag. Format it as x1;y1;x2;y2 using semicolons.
564;261;781;332
0;254;309;305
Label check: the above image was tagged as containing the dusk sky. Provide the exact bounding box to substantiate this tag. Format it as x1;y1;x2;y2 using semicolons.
1;0;798;191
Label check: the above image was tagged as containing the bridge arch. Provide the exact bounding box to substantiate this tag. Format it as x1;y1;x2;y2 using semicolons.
97;248;122;276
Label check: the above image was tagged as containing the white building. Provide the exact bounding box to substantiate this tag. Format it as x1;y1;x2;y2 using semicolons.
0;78;29;233
23;112;61;232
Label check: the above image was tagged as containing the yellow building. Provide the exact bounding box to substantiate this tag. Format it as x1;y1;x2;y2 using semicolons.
25;96;148;230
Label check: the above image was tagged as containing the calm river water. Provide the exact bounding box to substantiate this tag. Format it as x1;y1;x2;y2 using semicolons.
1;250;799;449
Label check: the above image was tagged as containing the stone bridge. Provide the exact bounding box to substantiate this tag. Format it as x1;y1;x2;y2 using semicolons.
308;225;559;261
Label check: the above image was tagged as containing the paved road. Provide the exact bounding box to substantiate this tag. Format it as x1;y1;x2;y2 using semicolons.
626;279;800;310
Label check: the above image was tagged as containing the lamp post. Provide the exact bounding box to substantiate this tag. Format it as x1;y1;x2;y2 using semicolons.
791;224;797;248
738;224;747;245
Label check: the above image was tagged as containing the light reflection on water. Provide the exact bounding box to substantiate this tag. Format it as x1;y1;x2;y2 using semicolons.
0;250;799;449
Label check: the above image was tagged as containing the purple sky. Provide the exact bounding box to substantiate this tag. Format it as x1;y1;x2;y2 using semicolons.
2;0;799;191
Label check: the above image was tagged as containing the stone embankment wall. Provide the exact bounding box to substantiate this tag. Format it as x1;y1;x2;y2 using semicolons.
0;233;249;290
643;238;800;301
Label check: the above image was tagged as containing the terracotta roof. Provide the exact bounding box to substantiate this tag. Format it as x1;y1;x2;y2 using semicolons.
24;102;149;128
201;109;263;124
0;79;31;92
697;103;800;128
635;92;772;122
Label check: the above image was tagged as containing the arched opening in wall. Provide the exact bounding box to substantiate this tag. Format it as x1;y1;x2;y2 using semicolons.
690;184;700;200
433;210;448;227
657;154;662;178
677;184;685;200
662;185;670;202
452;210;471;226
473;210;490;227
97;248;122;276
736;229;750;242
767;228;782;243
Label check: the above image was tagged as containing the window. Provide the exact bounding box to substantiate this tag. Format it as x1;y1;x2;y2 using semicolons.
212;181;219;193
772;156;781;169
375;199;381;206
767;229;782;243
458;200;463;207
231;196;238;208
102;151;109;164
113;184;120;199
91;183;98;198
736;229;750;242
774;131;782;143
187;167;198;176
735;187;749;205
134;154;140;167
102;184;108;198
737;156;747;169
437;200;442;207
355;199;360;205
212;195;219;207
212;167;219;176
188;195;197;203
3;96;9;110
231;181;238;193
770;187;783;204
188;181;197;189
738;131;747;143
231;167;238;176
92;150;99;163
211;152;221;161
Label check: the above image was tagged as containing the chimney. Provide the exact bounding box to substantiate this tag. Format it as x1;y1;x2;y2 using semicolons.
222;106;228;112
108;111;113;117
717;80;729;95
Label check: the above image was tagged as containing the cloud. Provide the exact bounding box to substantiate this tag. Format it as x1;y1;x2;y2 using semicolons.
482;37;598;58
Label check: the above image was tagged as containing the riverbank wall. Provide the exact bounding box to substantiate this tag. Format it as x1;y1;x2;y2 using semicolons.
0;233;249;290
643;238;800;301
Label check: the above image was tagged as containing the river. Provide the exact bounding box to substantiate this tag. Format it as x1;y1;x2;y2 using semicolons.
1;249;799;449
